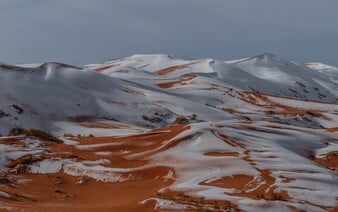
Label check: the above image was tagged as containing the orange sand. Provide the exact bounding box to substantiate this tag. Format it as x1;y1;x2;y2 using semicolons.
155;62;200;75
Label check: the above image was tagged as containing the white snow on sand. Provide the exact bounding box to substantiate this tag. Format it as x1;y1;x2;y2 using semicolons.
1;53;338;210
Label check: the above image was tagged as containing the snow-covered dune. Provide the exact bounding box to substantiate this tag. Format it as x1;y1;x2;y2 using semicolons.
1;61;233;134
0;53;337;211
99;53;338;103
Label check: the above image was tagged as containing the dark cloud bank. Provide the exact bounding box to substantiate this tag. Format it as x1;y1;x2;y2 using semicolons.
0;0;337;66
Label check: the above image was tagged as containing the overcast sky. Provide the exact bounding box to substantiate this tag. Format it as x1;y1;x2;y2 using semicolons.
0;0;337;66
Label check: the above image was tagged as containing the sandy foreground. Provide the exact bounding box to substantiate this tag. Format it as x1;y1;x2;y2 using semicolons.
0;125;185;211
0;122;337;211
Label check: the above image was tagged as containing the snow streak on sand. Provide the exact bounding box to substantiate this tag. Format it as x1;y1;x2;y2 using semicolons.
0;53;338;211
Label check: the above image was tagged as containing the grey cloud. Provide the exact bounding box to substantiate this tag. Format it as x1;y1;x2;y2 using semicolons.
0;0;337;66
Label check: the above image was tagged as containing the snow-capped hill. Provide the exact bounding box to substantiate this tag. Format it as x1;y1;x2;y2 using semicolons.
1;53;338;136
304;63;338;91
96;53;338;103
97;54;191;73
0;64;163;134
217;53;338;102
0;61;234;135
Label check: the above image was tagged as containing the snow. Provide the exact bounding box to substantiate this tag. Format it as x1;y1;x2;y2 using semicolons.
2;53;338;136
63;161;144;183
0;191;10;198
304;62;338;73
140;198;193;210
95;151;112;156
30;159;64;174
0;143;44;172
315;143;338;157
146;121;338;210
53;121;147;137
1;53;338;210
